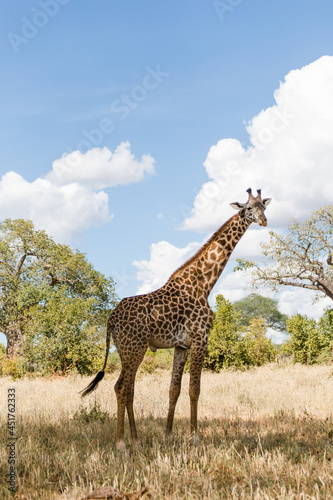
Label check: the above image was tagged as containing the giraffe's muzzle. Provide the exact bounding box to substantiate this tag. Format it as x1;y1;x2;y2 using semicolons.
258;216;267;227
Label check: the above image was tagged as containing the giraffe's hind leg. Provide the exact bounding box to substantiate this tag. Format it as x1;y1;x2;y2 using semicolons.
189;342;207;447
114;369;127;452
126;373;141;449
165;346;189;441
114;348;146;452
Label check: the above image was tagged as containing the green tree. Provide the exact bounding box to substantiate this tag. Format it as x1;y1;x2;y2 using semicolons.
235;205;333;301
23;287;108;374
317;308;333;363
284;314;318;364
0;343;6;375
233;293;288;332
241;318;277;366
0;219;118;359
204;295;242;371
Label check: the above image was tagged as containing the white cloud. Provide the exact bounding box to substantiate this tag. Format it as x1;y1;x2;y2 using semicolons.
278;288;331;319
181;55;333;233
0;171;110;243
133;240;202;294
47;141;155;189
0;142;155;243
229;227;271;260
134;56;333;322
210;269;255;303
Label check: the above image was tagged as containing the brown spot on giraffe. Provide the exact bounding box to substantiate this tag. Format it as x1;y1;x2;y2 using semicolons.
81;188;272;451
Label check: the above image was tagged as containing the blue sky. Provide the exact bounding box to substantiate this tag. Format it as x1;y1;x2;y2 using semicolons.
1;0;333;343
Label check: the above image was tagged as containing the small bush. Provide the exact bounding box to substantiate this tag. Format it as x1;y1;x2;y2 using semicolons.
0;343;6;376
2;355;25;379
286;311;333;365
140;349;173;374
317;348;333;365
204;295;242;371
106;350;121;373
72;402;109;424
140;351;160;374
241;318;278;366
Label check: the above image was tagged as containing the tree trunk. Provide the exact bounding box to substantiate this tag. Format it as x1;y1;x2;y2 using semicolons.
5;325;24;357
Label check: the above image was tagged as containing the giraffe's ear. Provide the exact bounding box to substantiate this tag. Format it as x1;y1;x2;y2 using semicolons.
263;198;272;207
229;202;246;211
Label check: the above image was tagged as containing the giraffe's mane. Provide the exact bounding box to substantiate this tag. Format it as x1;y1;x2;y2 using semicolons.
167;212;240;282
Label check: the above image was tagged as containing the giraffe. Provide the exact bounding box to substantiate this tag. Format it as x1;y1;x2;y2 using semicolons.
81;188;271;451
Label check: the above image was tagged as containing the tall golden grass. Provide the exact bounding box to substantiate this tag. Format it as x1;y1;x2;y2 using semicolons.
1;363;333;499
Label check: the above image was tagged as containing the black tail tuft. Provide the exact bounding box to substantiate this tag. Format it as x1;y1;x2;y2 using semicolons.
80;370;105;398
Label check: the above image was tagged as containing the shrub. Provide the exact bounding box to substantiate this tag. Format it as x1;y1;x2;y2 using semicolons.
204;295;242;371
0;343;6;376
204;296;278;372
241;318;277;366
317;308;333;363
106;350;121;373
140;349;173;374
72;402;109;424
2;355;25;379
285;312;333;365
24;316;107;376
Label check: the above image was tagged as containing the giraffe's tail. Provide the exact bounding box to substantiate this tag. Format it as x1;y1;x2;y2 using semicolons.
80;319;113;398
80;370;105;397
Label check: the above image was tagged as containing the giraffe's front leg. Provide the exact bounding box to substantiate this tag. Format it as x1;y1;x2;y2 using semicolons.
189;339;208;447
166;346;189;442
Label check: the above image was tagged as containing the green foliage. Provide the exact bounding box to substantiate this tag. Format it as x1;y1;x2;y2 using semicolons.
204;295;277;371
204;295;242;371
140;349;174;374
233;293;287;332
0;218;118;372
233;259;255;272
72;402;109;424
241;318;278;366
284;312;333;365
106;350;121;373
23;288;108;375
284;314;315;363
0;343;5;376
2;355;25;379
317;308;333;358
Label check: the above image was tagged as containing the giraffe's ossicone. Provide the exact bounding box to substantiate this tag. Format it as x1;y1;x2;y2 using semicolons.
81;188;272;451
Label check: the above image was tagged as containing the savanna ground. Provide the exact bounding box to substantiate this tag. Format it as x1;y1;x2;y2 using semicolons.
1;363;333;499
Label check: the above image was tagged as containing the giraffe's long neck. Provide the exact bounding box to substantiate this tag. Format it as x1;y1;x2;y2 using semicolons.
167;211;250;297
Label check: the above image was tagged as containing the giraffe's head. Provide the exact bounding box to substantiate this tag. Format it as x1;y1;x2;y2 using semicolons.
230;188;272;226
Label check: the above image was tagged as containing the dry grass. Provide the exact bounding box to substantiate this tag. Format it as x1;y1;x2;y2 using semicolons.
1;363;333;499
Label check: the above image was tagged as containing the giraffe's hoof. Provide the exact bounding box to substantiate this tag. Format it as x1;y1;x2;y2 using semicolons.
116;440;127;453
132;438;142;450
165;431;173;444
190;434;200;447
